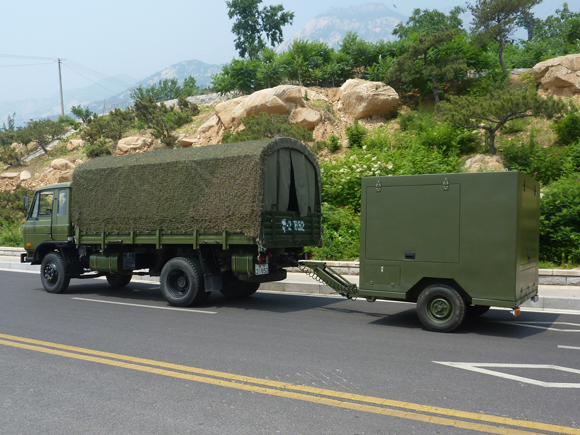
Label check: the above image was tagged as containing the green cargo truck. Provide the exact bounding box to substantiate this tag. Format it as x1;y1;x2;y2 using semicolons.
21;137;322;306
301;171;540;332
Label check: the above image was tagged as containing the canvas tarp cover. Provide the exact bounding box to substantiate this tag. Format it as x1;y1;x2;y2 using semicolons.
71;137;321;238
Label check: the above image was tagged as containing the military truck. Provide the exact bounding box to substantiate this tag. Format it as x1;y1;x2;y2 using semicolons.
21;137;322;306
301;171;540;332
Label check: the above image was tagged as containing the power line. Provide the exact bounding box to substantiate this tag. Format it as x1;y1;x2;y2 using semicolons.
64;60;133;89
0;54;57;61
0;62;54;68
61;62;120;95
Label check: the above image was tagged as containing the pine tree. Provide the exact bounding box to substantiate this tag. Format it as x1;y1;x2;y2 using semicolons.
440;88;567;155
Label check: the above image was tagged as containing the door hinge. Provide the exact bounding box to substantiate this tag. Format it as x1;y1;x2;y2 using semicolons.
443;178;449;191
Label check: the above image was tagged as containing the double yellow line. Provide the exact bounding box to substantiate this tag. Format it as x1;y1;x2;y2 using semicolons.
0;333;577;435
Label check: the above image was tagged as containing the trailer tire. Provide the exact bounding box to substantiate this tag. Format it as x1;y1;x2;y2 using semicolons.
466;305;490;317
106;273;132;288
417;284;466;332
40;252;70;294
160;257;205;307
220;272;260;298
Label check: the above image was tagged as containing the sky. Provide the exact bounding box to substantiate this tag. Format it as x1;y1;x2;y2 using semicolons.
0;0;576;104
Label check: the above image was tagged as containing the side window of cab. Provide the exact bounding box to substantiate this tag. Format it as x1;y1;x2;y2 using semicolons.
30;190;54;219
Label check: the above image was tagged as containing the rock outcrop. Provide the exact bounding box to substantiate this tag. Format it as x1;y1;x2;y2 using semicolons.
463;155;505;172
533;54;580;97
338;79;400;119
116;137;153;154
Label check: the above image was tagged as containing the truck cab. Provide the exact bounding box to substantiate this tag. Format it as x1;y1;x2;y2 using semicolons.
22;182;73;264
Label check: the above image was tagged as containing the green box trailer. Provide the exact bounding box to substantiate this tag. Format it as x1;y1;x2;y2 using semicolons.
302;171;540;332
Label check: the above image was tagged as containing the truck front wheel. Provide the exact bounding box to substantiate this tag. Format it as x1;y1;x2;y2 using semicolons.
417;284;466;332
40;252;70;294
160;257;205;307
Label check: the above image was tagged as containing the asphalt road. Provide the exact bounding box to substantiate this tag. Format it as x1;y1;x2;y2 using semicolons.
1;269;579;435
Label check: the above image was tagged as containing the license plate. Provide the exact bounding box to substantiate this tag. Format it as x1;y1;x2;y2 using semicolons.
255;264;269;275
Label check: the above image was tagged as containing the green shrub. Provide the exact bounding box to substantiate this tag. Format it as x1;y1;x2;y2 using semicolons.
540;174;580;264
553;111;580;145
84;139;112;158
345;121;367;148
0;218;22;247
222;113;313;143
327;134;341;152
503;136;567;185
0;188;26;222
321;150;386;211
310;203;360;261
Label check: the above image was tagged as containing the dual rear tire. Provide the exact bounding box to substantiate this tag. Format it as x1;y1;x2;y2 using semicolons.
160;257;208;307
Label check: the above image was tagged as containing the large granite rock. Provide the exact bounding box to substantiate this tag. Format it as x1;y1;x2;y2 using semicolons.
338;79;400;119
533;54;580;97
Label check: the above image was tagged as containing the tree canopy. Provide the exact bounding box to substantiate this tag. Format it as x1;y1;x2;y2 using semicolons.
440;88;568;154
226;0;294;61
468;0;543;81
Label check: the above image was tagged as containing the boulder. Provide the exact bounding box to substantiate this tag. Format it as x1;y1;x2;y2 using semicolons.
10;142;23;150
51;158;76;171
463;155;505;172
117;136;153;154
67;139;86;151
215;85;306;129
58;170;74;182
338;79;400;119
289;107;322;131
215;96;247;129
19;171;32;181
1;172;20;178
179;137;199;147
533;54;580;97
197;115;220;135
27;141;38;151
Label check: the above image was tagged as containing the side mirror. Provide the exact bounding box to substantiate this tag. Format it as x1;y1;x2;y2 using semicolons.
23;196;29;213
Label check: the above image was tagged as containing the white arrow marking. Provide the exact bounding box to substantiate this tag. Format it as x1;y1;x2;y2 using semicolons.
433;362;580;388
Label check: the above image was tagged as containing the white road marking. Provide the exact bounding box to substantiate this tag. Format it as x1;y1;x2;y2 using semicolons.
491;321;580;332
434;362;580;388
71;297;217;314
559;345;580;351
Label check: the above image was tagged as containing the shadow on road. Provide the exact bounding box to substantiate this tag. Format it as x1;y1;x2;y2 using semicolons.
38;280;571;337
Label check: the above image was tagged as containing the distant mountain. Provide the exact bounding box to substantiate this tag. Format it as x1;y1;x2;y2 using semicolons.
84;59;223;116
279;3;407;50
0;75;138;126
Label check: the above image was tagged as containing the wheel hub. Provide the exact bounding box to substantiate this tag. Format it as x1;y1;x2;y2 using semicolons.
430;297;452;320
176;276;187;289
43;263;57;283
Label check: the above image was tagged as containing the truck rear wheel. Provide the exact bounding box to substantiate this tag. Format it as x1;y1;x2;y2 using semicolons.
417;284;466;332
160;257;205;307
106;273;132;288
220;272;260;298
41;252;70;294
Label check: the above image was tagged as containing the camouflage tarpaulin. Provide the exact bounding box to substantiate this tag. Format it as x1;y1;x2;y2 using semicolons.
71;137;320;238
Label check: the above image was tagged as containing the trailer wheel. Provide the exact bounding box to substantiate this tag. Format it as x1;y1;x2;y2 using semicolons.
40;252;70;294
160;257;205;307
466;305;490;317
106;273;132;288
417;284;466;332
220;272;260;298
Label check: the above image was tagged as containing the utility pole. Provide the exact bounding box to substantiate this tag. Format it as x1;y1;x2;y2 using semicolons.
58;58;64;117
